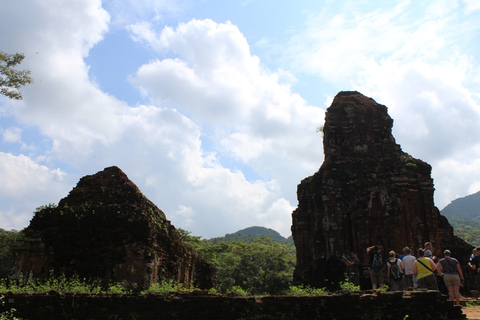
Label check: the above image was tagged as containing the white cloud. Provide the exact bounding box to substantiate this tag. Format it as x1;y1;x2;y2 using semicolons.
127;18;325;236
173;205;196;228
2;127;22;143
1;2;325;237
278;1;480;211
3;0;477;239
261;198;296;236
129;19;324;166
355;59;480;210
463;0;480;14
0;153;72;230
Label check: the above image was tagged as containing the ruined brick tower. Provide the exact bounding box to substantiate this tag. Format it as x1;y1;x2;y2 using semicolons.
291;91;472;288
12;166;216;289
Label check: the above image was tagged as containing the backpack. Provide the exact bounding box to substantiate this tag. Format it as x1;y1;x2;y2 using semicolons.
371;253;383;270
390;259;403;280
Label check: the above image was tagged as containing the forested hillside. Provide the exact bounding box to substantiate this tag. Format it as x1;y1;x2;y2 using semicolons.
440;191;480;246
205;226;293;245
441;190;480;219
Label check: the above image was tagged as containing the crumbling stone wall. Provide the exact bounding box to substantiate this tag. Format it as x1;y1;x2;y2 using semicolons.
0;291;466;320
12;166;215;289
291;91;473;289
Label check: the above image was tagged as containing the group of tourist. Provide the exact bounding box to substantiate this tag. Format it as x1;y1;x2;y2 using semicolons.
343;242;469;306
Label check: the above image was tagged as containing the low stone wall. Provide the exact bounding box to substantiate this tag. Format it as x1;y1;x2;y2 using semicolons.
0;290;466;320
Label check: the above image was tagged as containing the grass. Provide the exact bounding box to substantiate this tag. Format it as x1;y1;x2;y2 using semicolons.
0;274;195;295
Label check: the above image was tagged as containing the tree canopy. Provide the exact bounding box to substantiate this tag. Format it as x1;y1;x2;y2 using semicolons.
161;229;298;295
0;228;23;278
0;51;32;100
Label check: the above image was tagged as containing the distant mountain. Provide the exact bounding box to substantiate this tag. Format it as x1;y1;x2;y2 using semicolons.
441;190;480;220
206;226;294;245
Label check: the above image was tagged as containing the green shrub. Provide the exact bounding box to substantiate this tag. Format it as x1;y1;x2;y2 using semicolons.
140;280;193;295
226;285;249;296
0;274;103;294
284;285;327;296
339;279;360;292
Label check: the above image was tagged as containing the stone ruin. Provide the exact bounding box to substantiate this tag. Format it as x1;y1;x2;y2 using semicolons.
12;166;216;289
291;91;473;289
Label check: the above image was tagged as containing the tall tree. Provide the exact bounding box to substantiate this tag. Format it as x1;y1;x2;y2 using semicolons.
0;228;23;278
200;236;296;295
0;51;32;100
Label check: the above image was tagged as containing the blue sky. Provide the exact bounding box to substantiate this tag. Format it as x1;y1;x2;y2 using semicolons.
1;0;480;238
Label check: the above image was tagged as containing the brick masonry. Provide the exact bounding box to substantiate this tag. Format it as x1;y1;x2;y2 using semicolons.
0;290;466;320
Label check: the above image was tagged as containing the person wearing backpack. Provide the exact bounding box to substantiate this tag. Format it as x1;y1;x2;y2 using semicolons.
367;245;385;289
387;251;405;291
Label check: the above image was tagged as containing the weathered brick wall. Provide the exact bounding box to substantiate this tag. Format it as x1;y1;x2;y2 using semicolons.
0;291;466;320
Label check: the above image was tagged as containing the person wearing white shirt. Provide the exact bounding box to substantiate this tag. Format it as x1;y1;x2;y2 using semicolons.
401;247;417;289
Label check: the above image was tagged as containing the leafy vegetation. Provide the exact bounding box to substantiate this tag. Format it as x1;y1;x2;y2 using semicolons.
0;296;23;320
205;226;293;245
0;51;32;100
445;215;480;246
339;278;360;292
140;280;195;295
0;274;116;295
0;229;23;279
284;285;328;296
1;224;325;297
197;236;296;295
0;274;197;296
177;229;298;295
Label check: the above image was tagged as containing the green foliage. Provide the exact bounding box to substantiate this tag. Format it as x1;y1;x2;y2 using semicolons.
177;228;203;250
0;274;104;294
0;229;23;278
207;287;218;295
284;285;327;296
0;308;23;320
445;215;480;245
226;285;249;296
339;278;360;292
198;236;295;295
405;162;417;169
0;274;201;297
206;226;292;245
376;285;389;293
0;51;32;100
453;226;480;246
106;282;128;294
0;296;22;320
140;280;193;295
33;203;57;215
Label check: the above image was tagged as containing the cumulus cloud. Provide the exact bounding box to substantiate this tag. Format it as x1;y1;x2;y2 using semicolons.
129;18;323;164
0;153;72;230
127;18;325;235
2;0;477;238
0;1;325;238
280;0;480;209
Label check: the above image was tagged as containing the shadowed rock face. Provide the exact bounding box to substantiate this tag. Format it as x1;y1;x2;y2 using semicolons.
291;91;472;289
12;166;215;289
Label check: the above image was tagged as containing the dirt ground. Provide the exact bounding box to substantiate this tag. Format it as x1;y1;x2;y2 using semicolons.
463;306;480;319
